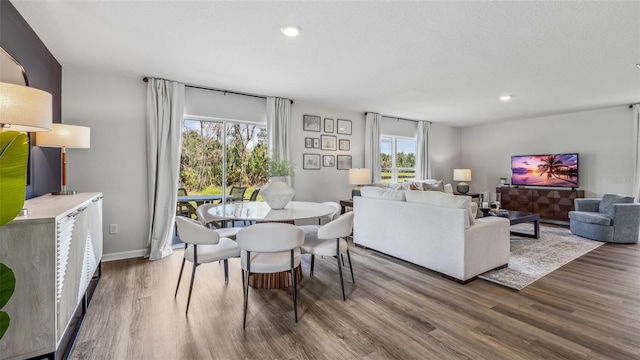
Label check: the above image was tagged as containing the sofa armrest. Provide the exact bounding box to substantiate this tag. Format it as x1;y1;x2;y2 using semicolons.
574;198;600;212
611;203;640;243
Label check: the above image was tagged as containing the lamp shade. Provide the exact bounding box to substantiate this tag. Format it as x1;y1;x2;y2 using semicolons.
453;169;472;182
36;123;90;148
0;82;52;132
349;168;371;185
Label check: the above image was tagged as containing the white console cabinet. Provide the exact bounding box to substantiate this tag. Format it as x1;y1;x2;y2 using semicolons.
0;193;103;360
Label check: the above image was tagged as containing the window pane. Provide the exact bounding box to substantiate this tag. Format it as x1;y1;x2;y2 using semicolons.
380;137;392;168
397;169;416;183
396;138;416;168
381;168;392;183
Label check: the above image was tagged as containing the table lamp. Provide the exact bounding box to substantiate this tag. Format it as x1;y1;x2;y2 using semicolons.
453;168;472;194
0;82;53;224
36;123;90;195
349;168;370;198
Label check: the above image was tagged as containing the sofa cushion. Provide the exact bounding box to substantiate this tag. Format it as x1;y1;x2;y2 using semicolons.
360;186;406;201
569;211;612;226
405;190;474;228
599;194;634;219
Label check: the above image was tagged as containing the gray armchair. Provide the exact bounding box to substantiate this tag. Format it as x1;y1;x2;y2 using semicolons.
569;194;640;243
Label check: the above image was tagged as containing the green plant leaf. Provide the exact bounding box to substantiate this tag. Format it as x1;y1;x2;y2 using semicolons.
0;131;29;226
0;311;9;339
0;263;16;309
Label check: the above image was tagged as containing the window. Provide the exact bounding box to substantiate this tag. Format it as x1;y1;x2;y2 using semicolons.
180;118;267;199
380;135;416;183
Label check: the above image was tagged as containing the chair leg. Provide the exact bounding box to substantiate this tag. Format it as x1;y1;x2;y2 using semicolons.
223;259;229;284
243;269;250;329
186;263;198;314
341;254;345;266
310;255;315;277
291;266;298;323
175;257;186;297
336;254;346;301
347;249;355;283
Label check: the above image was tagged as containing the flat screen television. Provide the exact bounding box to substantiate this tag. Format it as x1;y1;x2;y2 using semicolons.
511;154;579;188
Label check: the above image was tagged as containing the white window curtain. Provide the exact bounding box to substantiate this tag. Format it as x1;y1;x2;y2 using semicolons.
267;97;292;181
365;112;382;182
632;104;640;201
415;120;431;180
145;78;185;260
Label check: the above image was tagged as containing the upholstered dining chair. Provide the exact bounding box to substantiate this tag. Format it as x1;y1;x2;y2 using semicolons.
174;216;240;314
196;203;242;239
236;223;304;328
298;201;341;236
301;211;355;301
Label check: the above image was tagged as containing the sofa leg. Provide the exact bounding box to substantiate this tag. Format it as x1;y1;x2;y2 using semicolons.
441;263;509;284
441;274;477;284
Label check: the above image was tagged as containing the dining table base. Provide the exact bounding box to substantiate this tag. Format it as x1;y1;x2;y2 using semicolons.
249;266;303;289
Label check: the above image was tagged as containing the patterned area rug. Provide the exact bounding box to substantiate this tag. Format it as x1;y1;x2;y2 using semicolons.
478;224;604;290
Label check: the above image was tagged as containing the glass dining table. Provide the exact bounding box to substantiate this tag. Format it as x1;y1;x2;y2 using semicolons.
206;201;337;288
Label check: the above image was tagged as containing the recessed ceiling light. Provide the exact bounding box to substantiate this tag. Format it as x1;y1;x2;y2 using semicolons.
280;25;301;37
499;95;513;101
636;63;640;69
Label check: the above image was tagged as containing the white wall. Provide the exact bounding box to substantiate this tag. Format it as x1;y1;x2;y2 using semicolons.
289;102;365;202
63;67;148;259
460;105;634;197
61;67;463;258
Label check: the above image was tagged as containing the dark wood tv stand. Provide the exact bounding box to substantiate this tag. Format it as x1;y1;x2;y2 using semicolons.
497;187;584;225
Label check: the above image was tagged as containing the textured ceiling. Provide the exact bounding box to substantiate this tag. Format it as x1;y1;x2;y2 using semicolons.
11;1;640;127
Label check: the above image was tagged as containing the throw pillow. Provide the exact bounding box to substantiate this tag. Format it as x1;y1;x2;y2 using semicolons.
409;182;424;191
422;181;444;192
443;183;454;194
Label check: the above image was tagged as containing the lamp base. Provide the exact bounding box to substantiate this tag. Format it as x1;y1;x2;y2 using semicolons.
456;183;469;194
52;190;77;196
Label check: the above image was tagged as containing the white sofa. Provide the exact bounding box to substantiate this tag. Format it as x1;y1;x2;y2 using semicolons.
353;187;510;282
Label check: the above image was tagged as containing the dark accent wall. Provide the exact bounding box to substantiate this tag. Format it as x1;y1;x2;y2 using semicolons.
1;0;61;198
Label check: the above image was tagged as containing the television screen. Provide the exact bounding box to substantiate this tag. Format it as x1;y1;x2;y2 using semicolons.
511;154;578;187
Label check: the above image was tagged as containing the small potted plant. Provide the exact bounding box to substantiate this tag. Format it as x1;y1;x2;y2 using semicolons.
262;153;296;209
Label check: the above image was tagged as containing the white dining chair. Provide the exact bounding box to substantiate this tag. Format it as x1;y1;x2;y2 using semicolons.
196;203;243;239
236;223;304;328
301;211;355;301
298;201;341;236
174;216;241;314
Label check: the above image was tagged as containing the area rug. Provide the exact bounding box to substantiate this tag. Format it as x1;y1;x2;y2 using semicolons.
478;224;604;290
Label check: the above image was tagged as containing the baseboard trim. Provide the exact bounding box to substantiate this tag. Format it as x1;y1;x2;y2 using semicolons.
103;244;184;262
102;249;146;262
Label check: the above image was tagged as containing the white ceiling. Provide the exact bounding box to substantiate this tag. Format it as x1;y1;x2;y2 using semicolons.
11;0;640;127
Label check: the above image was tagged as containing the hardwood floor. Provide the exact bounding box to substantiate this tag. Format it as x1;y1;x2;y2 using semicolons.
70;238;640;359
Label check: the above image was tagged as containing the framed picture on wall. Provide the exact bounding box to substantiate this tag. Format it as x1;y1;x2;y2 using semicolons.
337;119;352;135
324;118;334;133
303;153;321;170
337;155;352;170
305;137;313;148
313;138;320;148
321;135;337;151
303;115;321;132
323;155;335;167
339;139;350;151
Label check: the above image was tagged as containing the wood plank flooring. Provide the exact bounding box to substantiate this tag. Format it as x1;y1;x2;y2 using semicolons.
70;237;640;359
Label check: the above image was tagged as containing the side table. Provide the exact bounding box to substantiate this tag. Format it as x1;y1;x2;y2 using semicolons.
340;199;354;214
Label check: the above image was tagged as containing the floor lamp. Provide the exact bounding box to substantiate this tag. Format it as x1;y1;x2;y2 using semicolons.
36;123;90;195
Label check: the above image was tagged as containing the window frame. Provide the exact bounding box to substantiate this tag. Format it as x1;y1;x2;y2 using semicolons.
380;134;417;183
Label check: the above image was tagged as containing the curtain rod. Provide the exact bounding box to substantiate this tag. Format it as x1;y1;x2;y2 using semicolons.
143;77;293;103
365;112;431;124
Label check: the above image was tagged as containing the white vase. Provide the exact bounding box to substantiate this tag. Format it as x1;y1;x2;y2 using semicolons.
261;176;295;209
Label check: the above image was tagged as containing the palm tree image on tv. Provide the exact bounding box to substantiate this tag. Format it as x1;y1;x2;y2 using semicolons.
511;154;578;187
